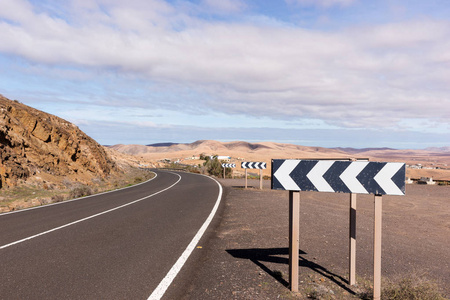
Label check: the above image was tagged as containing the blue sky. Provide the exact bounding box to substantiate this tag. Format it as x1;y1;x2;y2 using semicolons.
0;0;449;149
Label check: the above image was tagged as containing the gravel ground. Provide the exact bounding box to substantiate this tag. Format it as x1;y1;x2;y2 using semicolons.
166;179;450;299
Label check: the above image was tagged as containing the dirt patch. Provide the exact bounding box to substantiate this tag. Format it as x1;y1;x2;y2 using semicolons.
171;180;449;299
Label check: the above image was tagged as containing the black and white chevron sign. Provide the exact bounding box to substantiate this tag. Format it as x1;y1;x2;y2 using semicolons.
271;160;405;195
241;162;267;169
222;163;236;168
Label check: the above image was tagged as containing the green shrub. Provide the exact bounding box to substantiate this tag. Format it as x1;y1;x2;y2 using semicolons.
201;156;232;177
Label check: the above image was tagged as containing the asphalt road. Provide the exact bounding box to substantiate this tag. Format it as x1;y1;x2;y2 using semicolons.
0;170;222;300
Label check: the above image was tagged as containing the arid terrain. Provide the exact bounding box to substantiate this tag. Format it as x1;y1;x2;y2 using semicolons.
110;141;450;181
1;95;449;299
1;94;448;214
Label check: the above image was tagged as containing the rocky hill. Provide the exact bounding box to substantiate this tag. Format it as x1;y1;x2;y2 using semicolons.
0;95;117;189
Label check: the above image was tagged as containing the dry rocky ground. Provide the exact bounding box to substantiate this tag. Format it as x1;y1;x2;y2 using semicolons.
167;179;449;299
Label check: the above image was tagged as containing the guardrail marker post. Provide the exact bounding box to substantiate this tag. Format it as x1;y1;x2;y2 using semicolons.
349;193;356;285
289;191;300;292
373;195;382;300
259;169;263;190
245;169;248;189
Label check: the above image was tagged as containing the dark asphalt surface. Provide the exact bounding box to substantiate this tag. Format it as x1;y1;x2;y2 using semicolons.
0;170;222;299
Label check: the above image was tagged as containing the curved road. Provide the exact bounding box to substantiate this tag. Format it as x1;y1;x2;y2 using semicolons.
0;170;222;299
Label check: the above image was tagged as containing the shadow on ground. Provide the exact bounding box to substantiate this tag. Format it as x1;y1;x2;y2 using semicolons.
226;247;355;295
231;186;259;189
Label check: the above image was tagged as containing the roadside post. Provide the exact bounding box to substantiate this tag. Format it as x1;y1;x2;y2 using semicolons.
260;169;263;189
221;163;236;179
348;157;370;286
349;192;357;285
289;190;300;292
241;162;267;189
271;159;405;298
245;168;247;188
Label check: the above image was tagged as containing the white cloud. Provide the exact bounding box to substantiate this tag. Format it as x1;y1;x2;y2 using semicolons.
286;0;358;8
0;0;449;133
201;0;247;14
0;0;34;22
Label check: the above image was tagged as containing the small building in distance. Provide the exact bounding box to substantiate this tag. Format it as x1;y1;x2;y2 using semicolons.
418;177;436;185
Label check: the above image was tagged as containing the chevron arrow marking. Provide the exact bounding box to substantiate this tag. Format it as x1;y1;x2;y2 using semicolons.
340;162;369;194
306;160;335;192
374;163;404;195
272;160;405;195
242;162;266;169
273;160;301;191
222;163;235;168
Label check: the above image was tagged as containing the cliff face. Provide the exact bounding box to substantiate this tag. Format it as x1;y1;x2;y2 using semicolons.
0;95;117;188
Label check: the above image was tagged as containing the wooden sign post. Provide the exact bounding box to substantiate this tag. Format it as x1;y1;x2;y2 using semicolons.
373;195;383;300
245;169;248;188
349;192;357;286
289;191;300;292
259;169;263;190
221;163;235;179
241;162;266;190
272;159;405;298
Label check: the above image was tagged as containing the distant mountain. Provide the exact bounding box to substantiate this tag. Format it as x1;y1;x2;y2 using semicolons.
110;139;450;181
424;147;450;152
111;141;450;164
146;142;180;147
110;140;350;158
333;147;396;154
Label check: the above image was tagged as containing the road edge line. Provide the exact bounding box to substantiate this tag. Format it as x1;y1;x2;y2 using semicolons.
147;174;223;300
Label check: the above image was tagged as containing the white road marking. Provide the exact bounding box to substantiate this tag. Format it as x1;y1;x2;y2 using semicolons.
0;173;181;250
147;173;223;300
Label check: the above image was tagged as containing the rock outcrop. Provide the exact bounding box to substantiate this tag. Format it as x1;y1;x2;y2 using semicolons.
0;95;117;188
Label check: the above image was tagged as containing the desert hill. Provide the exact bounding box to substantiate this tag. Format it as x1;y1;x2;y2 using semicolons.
110;140;450;180
112;140;348;156
0;95;118;188
110;140;353;164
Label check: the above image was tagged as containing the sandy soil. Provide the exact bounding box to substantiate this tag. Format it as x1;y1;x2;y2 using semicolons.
167;180;450;299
